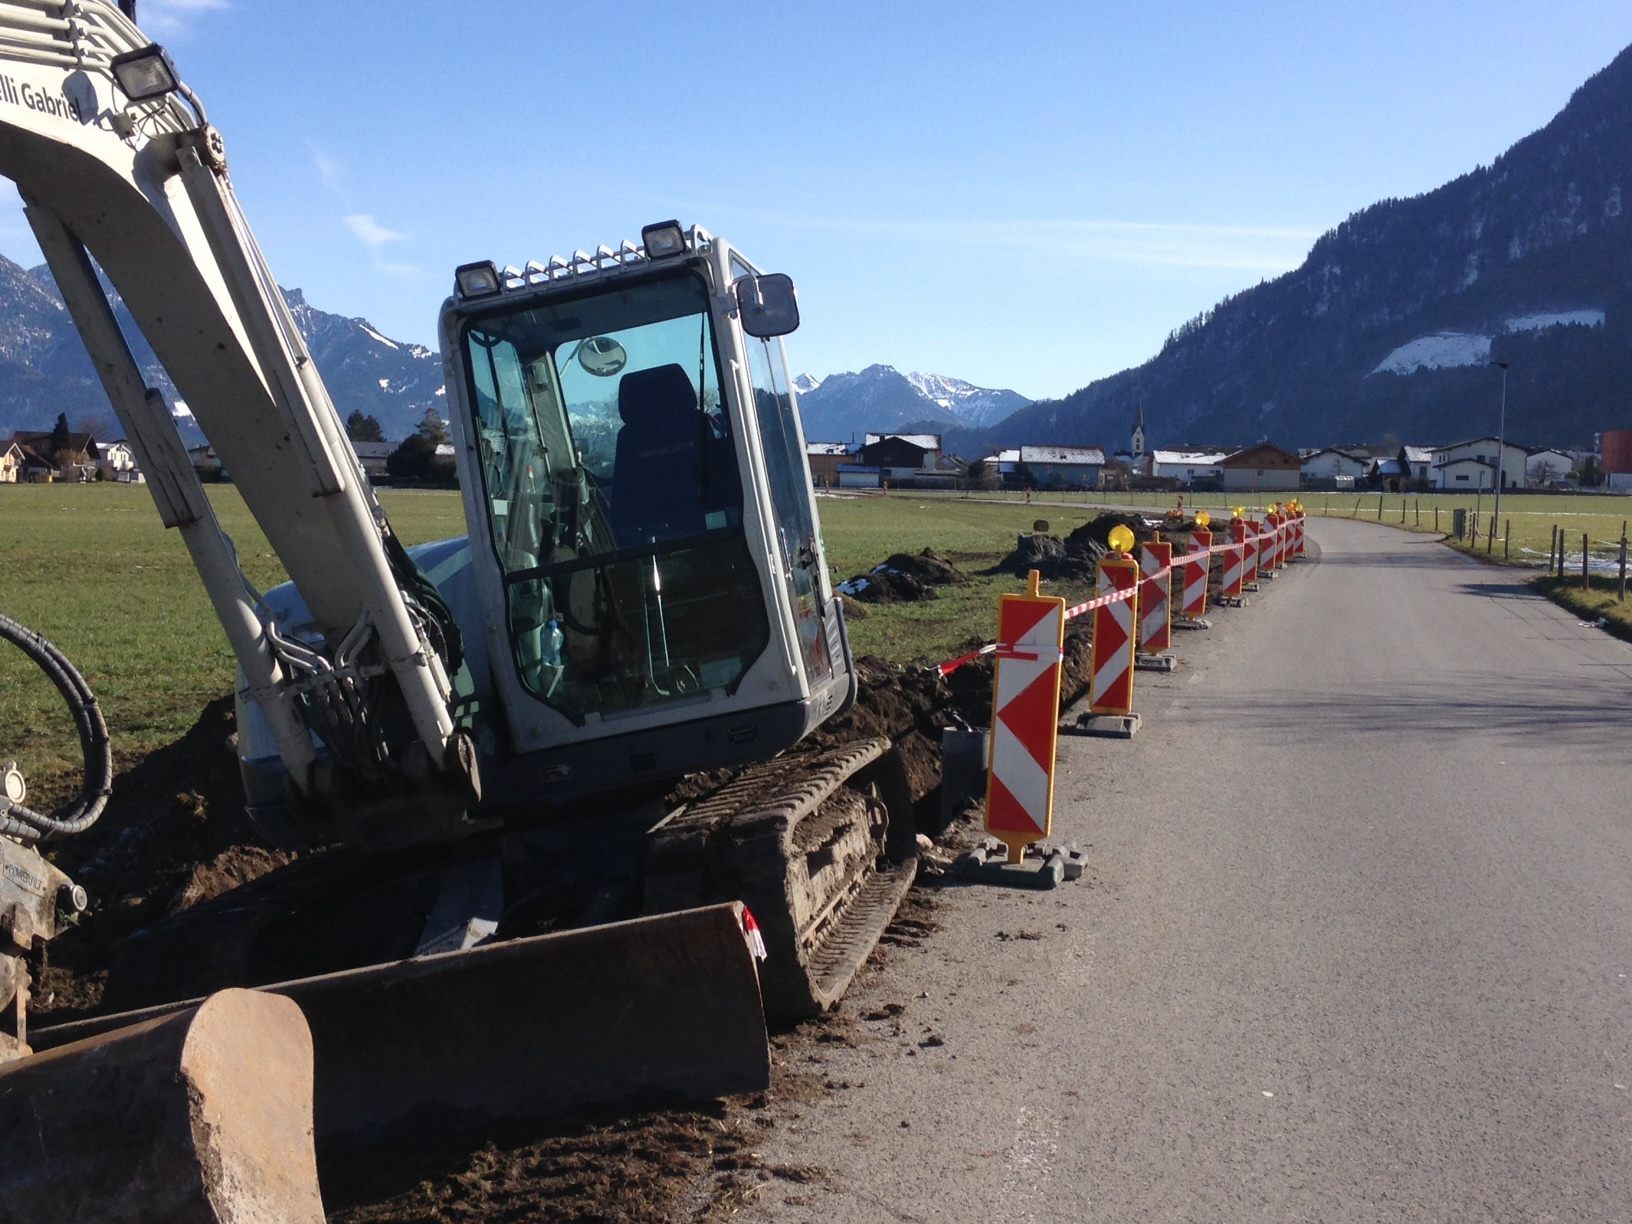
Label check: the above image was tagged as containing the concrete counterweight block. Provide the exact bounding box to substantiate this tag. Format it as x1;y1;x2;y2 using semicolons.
0;988;324;1223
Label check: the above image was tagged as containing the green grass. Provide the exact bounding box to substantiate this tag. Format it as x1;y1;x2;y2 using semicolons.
1;484;1073;805
0;484;462;804
817;495;1096;663
1529;574;1632;643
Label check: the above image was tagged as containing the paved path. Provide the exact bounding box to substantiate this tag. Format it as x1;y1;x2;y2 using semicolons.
748;520;1632;1223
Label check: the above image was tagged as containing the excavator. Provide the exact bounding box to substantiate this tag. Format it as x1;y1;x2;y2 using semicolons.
0;1;917;1213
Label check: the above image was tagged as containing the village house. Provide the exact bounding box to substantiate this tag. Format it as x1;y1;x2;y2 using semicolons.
1149;449;1227;488
95;439;138;480
0;441;22;483
1219;442;1301;492
839;433;953;489
1525;448;1574;486
5;429;100;481
1018;445;1104;491
351;440;395;482
1430;437;1526;490
1299;447;1371;487
803;442;850;487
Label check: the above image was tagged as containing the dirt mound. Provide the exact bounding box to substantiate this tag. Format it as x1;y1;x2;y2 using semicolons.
35;697;289;1021
1062;512;1156;555
837;548;969;604
837;568;936;603
996;532;1094;581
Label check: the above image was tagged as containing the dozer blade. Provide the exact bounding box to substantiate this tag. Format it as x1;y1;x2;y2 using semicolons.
33;903;767;1153
647;738;919;1020
0;989;326;1223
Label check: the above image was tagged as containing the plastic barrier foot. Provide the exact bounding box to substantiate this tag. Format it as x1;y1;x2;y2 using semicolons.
1135;651;1178;673
1260;570;1278;580
1213;595;1247;608
1174;616;1212;630
1244;581;1261;593
954;839;1085;890
1065;712;1141;739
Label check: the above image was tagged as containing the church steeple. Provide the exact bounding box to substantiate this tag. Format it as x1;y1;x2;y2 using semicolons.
1131;399;1147;458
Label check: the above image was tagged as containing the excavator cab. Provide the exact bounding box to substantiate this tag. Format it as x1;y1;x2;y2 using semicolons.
442;224;855;808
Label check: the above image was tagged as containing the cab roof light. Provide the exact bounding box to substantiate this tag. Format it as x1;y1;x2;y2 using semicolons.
110;43;180;101
454;261;501;299
641;220;687;259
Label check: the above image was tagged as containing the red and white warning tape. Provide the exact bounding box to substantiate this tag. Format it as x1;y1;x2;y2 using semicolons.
932;528;1285;677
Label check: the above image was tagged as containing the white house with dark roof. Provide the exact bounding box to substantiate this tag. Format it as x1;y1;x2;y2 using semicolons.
1300;447;1371;483
1525;448;1574;485
1149;449;1227;486
1431;437;1526;489
1019;445;1105;490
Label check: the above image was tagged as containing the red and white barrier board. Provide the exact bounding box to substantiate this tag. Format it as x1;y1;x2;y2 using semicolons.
1137;541;1173;654
984;574;1066;862
1088;553;1139;716
1243;518;1262;588
1180;528;1212;618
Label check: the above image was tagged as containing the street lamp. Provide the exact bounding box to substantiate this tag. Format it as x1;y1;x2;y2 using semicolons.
1491;360;1510;538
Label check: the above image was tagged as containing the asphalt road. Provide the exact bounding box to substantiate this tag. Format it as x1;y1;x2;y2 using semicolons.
748;519;1632;1223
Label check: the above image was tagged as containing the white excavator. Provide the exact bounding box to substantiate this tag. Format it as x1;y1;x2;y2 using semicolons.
0;1;917;1213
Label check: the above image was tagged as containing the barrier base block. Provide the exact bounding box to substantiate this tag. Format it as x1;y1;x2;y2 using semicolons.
1261;570;1278;580
1244;581;1261;592
1213;595;1247;608
1066;712;1141;739
1174;616;1212;631
955;839;1085;890
1135;651;1178;673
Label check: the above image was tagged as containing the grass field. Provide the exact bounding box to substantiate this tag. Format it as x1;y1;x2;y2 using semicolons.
1;484;1095;804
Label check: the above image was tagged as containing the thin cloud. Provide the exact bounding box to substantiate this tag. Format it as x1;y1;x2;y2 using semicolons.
344;213;406;251
308;143;345;199
687;204;1320;274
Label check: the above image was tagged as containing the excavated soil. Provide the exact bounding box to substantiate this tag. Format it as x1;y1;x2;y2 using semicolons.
836;547;969;604
26;597;1091;1221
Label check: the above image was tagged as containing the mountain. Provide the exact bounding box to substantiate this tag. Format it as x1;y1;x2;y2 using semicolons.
796;363;1030;443
991;43;1632;453
0;257;443;442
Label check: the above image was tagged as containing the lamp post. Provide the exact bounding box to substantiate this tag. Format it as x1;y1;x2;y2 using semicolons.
1491;360;1510;535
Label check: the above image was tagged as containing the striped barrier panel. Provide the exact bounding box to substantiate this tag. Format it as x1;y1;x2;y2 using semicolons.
1137;541;1173;655
1239;519;1261;590
1087;551;1140;716
1294;509;1307;557
1266;512;1284;571
983;570;1066;866
1177;528;1213;624
1218;530;1246;603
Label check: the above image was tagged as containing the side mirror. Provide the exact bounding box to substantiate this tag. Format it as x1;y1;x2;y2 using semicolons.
735;273;800;338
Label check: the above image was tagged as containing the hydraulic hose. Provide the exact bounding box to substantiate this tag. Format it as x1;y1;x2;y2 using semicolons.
0;612;112;842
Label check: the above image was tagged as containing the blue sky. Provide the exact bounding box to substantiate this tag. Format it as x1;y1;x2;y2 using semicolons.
4;0;1631;400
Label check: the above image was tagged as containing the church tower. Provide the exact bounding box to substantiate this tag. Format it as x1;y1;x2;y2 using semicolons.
1131;400;1147;458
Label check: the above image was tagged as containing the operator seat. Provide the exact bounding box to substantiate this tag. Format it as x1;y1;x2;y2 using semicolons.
611;363;738;547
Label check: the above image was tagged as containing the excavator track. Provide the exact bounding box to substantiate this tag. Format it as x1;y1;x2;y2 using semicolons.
645;737;918;1019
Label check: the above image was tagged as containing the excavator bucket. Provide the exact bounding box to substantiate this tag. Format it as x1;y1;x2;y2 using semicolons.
0;989;327;1222
32;903;768;1154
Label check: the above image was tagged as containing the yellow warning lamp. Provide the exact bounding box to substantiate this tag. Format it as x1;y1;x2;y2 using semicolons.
1232;506;1246;520
1195;510;1211;528
1107;525;1135;556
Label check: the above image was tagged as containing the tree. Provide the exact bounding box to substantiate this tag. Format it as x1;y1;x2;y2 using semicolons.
345;410;384;442
415;408;449;445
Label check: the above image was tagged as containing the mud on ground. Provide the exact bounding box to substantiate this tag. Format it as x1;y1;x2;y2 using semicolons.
29;616;1092;1220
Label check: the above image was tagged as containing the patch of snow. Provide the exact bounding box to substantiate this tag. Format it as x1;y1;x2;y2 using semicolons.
434;386;446;397
360;325;398;349
837;577;871;596
377;377;391;390
1503;310;1604;333
1606;186;1623;221
792;373;822;394
1370;332;1492;376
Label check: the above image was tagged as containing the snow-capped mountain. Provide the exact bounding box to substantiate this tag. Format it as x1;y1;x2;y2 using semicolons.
794;363;1029;443
0;258;443;442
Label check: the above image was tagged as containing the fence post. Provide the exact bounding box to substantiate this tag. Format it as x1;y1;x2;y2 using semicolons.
1487;515;1496;554
1549;525;1558;575
1416;498;1421;527
1504;519;1510;561
1377;495;1384;520
1559;527;1566;580
1435;505;1440;533
1583;533;1590;590
1620;535;1628;602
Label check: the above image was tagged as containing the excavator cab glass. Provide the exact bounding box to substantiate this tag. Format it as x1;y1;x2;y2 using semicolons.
460;268;771;723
